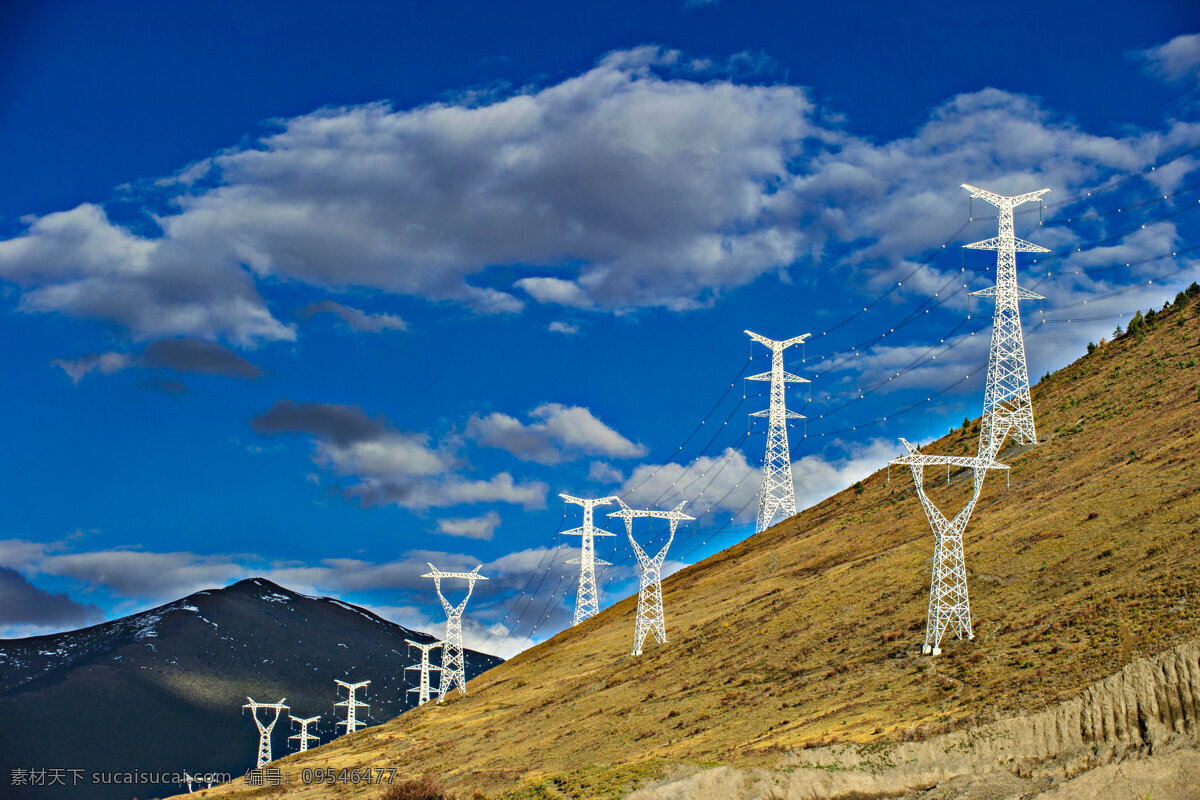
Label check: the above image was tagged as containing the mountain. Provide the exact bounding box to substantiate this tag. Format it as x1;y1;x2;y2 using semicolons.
0;577;502;800
175;287;1200;800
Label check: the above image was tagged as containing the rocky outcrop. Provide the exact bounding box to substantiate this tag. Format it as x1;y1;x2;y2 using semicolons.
627;638;1200;799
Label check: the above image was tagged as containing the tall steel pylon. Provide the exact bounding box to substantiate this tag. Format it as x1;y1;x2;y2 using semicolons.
421;564;488;700
560;493;617;625
404;639;443;706
288;715;321;752
334;680;370;734
890;439;1008;655
962;183;1050;456
242;697;288;768
745;330;811;533
608;499;695;656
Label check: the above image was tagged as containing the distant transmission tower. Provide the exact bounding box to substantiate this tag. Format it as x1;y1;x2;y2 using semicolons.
288;715;320;752
242;697;288;768
560;493;617;625
745;330;811;533
962;183;1050;457
404;639;443;706
890;438;1008;655
608;499;695;656
334;680;370;734
422;564;488;700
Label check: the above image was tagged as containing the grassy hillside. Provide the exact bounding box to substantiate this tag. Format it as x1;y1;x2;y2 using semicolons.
191;287;1200;799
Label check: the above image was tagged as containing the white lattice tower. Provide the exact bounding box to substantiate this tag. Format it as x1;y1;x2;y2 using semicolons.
421;564;488;700
242;697;287;768
560;493;618;625
890;439;1008;655
404;639;443;706
745;330;811;533
608;499;695;656
183;772;195;793
334;680;370;734
962;184;1050;456
288;715;320;752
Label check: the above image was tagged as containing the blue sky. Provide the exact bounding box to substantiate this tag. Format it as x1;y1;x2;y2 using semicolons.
1;0;1198;656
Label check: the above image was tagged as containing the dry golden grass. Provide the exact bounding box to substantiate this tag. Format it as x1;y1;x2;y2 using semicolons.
184;295;1200;800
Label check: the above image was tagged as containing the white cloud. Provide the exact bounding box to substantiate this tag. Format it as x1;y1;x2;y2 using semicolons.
0;49;824;327
621;446;758;520
39;549;246;600
1138;33;1200;83
587;461;625;484
468;402;646;464
0;204;293;345
252;400;547;511
435;511;501;540
517;278;593;308
296;300;407;333
2;47;1198;343
547;320;580;335
619;438;903;524
51;351;133;384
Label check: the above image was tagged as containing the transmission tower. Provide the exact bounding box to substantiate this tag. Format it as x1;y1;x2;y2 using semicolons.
334;680;370;734
422;564;488;700
608;499;695;656
745;330;811;533
242;697;288;768
560;493;618;625
962;183;1050;457
288;715;321;752
890;438;1008;655
404;639;443;706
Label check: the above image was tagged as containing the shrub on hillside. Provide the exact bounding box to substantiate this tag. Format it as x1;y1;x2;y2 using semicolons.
378;774;471;800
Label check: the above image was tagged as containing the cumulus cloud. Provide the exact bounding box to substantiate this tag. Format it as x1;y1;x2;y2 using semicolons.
0;204;292;345
0;49;824;329
1138;33;1200;84
588;461;625;484
547;320;579;335
0;567;103;630
295;300;407;333
52;352;133;384
251;400;547;510
436;511;501;540
619;438;902;524
39;549;246;600
2;46;1198;342
468;402;646;464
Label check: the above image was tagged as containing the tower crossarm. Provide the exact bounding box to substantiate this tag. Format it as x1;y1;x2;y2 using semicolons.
746;370;810;383
420;564;489;582
963;236;1050;253
561;525;617;538
749;409;804;419
744;330;810;351
968;285;1045;300
422;563;488;615
890;438;1008;471
559;493;618;507
608;499;695;566
961;184;1050;209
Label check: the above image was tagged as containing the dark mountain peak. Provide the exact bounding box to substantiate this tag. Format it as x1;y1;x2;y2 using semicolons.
221;576;293;596
1;577;503;800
